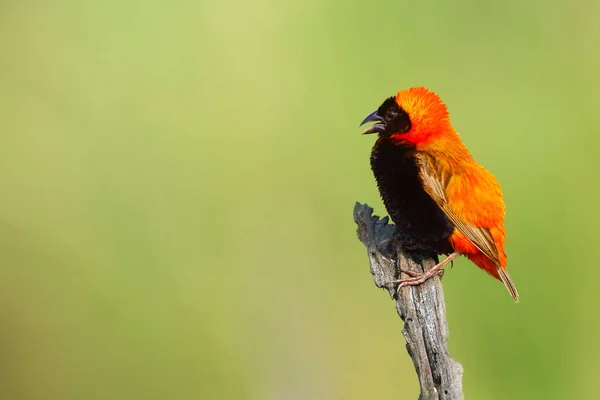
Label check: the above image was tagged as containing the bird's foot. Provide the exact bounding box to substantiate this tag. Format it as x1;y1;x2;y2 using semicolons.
386;252;461;290
388;268;445;289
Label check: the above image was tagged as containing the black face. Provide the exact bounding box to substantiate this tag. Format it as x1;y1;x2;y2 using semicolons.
377;96;412;136
361;96;412;136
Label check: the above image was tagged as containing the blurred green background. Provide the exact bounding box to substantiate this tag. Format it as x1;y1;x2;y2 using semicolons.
0;0;598;399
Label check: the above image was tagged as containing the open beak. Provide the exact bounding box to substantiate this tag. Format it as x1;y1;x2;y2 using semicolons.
360;110;385;135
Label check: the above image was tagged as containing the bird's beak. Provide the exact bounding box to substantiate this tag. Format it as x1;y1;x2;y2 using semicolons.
360;110;385;135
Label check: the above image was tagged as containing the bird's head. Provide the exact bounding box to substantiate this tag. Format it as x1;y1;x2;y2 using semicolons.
360;87;454;149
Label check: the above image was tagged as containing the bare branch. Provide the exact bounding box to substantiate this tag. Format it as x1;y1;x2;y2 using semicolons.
354;202;464;400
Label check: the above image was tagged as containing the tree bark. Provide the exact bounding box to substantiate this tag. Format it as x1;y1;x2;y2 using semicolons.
353;202;464;400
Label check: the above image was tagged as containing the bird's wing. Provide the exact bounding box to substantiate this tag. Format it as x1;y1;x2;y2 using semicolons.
415;153;500;265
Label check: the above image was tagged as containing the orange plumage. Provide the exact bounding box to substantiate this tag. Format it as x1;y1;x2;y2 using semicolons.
362;87;518;301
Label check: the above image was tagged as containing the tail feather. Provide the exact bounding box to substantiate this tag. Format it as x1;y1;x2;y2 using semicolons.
497;267;519;303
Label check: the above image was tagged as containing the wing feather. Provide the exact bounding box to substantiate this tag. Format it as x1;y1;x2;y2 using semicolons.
415;153;500;265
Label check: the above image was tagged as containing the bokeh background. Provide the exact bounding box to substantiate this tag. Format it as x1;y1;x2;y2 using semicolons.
1;0;599;399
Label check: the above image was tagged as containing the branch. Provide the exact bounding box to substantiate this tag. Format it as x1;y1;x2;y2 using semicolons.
353;202;464;400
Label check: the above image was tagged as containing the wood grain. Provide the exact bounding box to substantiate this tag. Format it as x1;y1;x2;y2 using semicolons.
354;202;464;400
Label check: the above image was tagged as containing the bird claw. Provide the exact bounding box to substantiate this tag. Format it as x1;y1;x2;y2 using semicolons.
398;269;421;277
385;252;460;293
385;268;445;291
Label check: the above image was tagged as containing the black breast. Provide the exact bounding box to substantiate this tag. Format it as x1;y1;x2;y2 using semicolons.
370;139;455;254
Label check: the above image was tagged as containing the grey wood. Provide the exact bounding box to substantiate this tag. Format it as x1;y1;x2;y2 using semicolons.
354;202;464;400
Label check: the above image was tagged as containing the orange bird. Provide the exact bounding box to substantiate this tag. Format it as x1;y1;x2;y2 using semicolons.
361;87;518;301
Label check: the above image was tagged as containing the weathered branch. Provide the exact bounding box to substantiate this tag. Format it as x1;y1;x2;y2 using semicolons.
353;202;464;400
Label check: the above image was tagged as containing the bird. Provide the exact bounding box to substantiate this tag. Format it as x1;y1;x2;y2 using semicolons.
360;87;519;302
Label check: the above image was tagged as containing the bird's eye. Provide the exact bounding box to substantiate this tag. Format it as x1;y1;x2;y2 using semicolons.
385;109;398;121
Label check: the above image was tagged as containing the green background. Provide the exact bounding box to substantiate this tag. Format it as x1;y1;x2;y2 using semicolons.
1;1;598;399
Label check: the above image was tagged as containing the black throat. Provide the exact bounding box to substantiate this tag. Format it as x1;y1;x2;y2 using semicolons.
370;138;455;254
